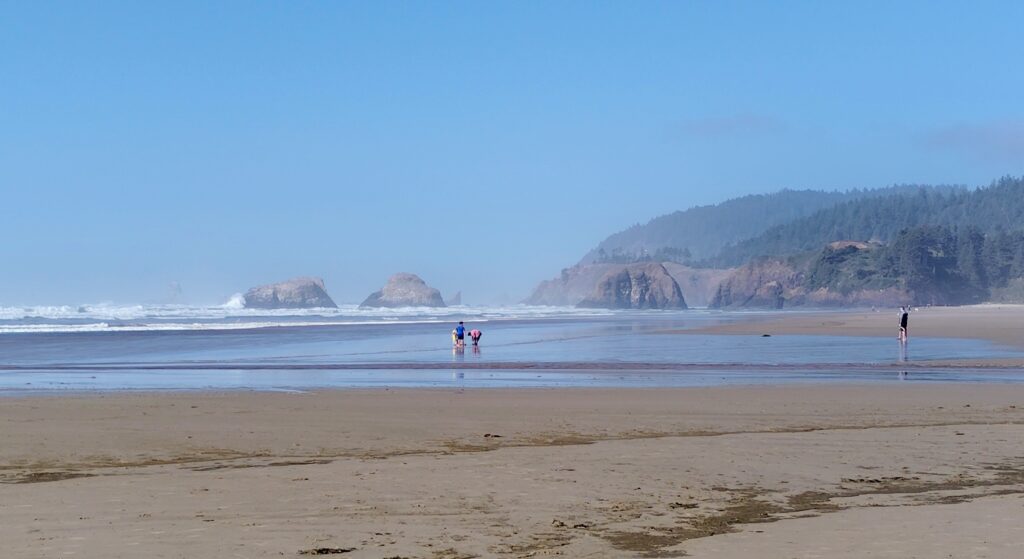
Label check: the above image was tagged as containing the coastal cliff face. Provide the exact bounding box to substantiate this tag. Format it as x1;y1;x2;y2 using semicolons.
660;263;735;308
526;263;727;308
710;252;912;309
360;273;446;308
528;254;910;311
577;263;687;309
524;264;622;306
243;277;337;309
710;259;803;309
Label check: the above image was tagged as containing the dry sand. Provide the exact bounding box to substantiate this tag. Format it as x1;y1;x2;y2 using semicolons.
3;385;1024;558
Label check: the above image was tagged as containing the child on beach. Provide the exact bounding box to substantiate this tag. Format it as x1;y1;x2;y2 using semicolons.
469;329;482;345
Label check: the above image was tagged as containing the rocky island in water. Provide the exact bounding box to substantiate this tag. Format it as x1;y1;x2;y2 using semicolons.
242;277;337;309
360;273;446;308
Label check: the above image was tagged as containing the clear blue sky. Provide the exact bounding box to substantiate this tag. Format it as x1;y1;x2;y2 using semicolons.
2;1;1023;305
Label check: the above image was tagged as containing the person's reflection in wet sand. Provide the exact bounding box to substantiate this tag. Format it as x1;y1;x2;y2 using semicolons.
451;345;465;382
898;339;908;362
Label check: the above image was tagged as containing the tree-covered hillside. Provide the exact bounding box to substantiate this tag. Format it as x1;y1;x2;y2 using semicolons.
710;177;1024;267
541;176;1024;308
809;225;1024;305
583;185;962;265
711;225;1024;308
583;189;861;264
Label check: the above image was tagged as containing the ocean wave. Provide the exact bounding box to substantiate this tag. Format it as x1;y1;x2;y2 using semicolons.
0;303;619;334
222;293;246;310
0;319;453;334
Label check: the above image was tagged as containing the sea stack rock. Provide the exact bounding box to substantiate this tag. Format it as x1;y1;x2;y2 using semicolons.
360;273;446;308
709;258;802;309
524;263;621;306
243;277;337;309
577;263;688;309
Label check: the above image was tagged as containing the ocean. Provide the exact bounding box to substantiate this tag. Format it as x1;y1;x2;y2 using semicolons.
2;304;1023;393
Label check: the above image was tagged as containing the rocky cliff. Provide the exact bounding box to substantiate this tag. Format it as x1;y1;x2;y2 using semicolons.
243;277;337;309
526;263;727;307
577;263;688;309
524;264;622;306
360;273;446;308
660;263;735;308
710;252;912;309
710;259;804;309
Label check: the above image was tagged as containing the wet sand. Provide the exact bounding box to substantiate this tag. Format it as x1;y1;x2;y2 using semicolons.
3;385;1024;558
682;304;1024;367
687;304;1024;347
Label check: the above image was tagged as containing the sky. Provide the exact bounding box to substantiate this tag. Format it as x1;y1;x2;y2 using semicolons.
2;1;1023;305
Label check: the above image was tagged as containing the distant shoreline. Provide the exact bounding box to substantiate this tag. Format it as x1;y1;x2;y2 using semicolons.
678;304;1024;351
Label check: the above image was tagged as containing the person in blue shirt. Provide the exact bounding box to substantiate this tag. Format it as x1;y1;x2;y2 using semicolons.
454;321;467;347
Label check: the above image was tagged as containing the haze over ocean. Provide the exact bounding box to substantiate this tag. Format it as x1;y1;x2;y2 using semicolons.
3;1;1023;305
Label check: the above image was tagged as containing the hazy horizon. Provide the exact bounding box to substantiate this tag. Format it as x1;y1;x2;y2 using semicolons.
3;1;1023;306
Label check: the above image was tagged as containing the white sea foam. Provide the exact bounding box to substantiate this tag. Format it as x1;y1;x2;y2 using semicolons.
223;293;246;310
0;303;617;334
0;317;450;331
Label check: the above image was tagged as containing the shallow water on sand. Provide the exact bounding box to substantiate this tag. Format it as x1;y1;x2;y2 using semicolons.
2;311;1022;392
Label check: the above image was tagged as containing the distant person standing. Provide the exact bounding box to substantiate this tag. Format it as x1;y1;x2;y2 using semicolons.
898;306;910;342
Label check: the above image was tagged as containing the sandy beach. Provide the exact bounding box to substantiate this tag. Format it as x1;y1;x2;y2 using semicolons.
3;305;1024;558
2;385;1023;558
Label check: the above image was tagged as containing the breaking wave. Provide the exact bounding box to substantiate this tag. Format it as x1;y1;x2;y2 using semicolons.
0;302;616;334
222;293;246;310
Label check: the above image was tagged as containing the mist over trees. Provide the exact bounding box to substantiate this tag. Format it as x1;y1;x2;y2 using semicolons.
585;184;971;266
584;189;869;264
709;177;1024;267
577;176;1024;306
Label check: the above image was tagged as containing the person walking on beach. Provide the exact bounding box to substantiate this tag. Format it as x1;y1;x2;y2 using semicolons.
898;306;910;342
